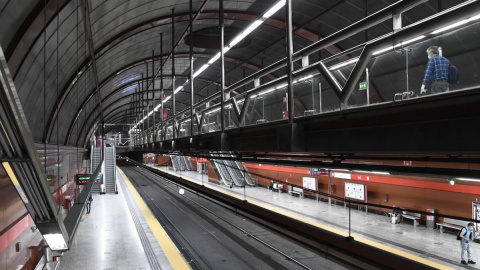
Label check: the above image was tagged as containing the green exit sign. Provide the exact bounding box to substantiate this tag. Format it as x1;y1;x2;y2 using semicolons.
359;81;367;90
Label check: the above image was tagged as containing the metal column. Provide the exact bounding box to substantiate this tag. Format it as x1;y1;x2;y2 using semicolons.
220;0;225;132
171;9;176;140
286;0;294;123
190;0;194;136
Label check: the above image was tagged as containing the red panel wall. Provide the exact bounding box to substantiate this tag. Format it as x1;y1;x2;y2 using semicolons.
0;166;43;270
244;163;479;221
155;155;171;166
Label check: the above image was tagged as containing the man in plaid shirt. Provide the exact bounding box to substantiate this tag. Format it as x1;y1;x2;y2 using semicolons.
421;46;450;95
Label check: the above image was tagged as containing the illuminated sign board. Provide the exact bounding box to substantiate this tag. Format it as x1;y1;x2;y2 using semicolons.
95;173;103;184
76;174;91;185
312;168;329;176
75;173;103;185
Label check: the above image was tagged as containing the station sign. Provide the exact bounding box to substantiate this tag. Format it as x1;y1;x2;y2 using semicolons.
95;173;103;184
75;174;91;185
75;173;103;185
312;168;329;176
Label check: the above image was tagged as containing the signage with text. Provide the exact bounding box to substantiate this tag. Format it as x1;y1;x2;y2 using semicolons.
75;173;103;185
75;174;91;185
345;182;366;201
312;168;329;176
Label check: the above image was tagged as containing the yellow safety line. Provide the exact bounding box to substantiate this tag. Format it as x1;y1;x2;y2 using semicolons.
150;165;453;270
117;167;190;270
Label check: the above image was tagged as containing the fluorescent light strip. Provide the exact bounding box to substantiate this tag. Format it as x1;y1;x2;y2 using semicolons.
174;86;183;94
457;178;480;182
263;0;286;18
355;170;390;175
372;35;426;56
431;19;470;34
130;0;286;132
208;52;221;64
328;57;360;70
193;64;209;78
329;35;426;70
432;13;480;34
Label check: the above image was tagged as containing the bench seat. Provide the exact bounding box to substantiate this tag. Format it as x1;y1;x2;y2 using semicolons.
436;222;464;233
402;212;421;226
290;190;304;198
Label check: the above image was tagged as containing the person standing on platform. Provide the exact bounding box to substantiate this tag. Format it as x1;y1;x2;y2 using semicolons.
460;222;476;265
269;180;274;191
86;194;93;214
420;46;450;95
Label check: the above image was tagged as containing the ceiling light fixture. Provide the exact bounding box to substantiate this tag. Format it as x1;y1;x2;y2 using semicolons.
372;35;426;56
328;57;360;71
431;13;480;34
457;178;480;182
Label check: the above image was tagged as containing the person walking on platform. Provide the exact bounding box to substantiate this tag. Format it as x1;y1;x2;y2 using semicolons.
86;194;93;214
421;46;450;95
460;222;476;265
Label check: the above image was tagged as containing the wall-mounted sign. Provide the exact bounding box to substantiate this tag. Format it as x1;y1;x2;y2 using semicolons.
359;81;367;90
302;177;317;191
75;173;103;185
345;182;366;201
95;173;103;184
75;174;91;185
312;168;329;176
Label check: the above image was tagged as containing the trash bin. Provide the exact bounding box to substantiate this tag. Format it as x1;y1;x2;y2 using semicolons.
63;196;72;211
426;209;435;229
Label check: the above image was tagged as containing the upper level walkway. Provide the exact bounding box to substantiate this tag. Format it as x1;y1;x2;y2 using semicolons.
130;1;480;157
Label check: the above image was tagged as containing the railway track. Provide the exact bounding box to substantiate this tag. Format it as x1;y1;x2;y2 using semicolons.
121;166;345;270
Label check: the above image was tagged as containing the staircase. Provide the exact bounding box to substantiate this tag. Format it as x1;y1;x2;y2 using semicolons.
104;147;117;193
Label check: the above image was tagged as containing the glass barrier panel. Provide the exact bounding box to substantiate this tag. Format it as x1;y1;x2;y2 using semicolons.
177;120;191;138
293;75;322;118
244;89;285;127
225;106;238;130
165;125;173;140
192;121;199;136
319;78;342;114
202;108;220;134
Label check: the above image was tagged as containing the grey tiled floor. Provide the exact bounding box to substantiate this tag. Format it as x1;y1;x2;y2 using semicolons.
152;165;479;270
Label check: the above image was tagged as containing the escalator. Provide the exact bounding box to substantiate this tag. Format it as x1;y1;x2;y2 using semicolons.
178;155;189;171
170;155;183;171
104;147;116;193
182;156;192;171
91;147;102;193
234;159;255;186
210;152;238;186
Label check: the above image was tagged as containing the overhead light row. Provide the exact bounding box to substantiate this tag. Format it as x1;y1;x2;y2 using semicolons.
130;0;286;132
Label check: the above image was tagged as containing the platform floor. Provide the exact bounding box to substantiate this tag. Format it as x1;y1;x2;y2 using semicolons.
57;169;173;270
149;165;479;270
